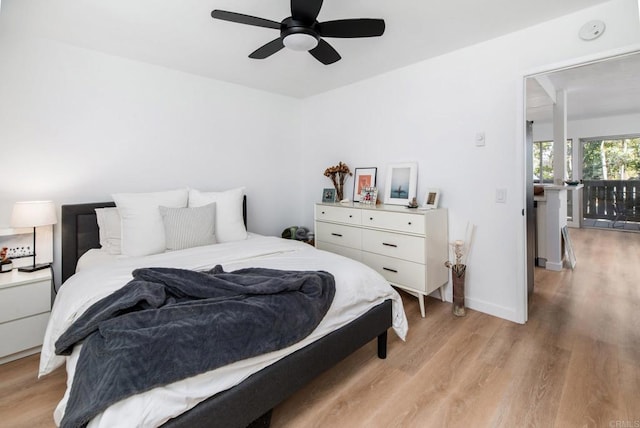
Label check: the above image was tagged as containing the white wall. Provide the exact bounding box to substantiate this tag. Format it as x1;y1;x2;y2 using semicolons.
0;36;305;285
300;0;640;323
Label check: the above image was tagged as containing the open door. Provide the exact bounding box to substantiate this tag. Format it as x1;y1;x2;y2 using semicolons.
525;120;535;296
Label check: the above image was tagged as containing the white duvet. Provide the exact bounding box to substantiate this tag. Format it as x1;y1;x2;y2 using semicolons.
41;235;408;428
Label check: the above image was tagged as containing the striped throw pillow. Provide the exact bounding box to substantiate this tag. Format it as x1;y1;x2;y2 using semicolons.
159;203;216;251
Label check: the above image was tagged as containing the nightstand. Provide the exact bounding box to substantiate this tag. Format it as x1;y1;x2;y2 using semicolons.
0;268;52;364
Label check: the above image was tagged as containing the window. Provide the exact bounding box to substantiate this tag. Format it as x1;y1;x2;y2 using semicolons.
582;136;640;180
533;140;572;183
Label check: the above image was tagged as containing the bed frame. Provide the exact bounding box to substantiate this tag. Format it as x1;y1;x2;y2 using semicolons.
60;200;392;428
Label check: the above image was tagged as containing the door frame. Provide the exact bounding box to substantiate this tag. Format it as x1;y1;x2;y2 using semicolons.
518;44;640;324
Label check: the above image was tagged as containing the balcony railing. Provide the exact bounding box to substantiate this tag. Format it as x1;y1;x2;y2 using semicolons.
583;180;640;222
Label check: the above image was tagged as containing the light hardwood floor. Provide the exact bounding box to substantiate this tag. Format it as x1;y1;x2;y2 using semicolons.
1;228;638;427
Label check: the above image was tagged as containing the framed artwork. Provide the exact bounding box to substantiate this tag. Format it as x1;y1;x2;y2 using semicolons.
383;163;417;205
353;167;377;202
322;188;336;203
422;188;440;209
359;186;378;205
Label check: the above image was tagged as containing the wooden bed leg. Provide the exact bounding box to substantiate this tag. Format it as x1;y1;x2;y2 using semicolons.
247;409;272;428
377;330;388;359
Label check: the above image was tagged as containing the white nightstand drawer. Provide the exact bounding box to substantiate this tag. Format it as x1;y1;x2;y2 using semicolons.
362;211;425;234
0;312;49;357
316;222;362;249
315;205;361;225
316;241;362;262
362;229;425;263
0;280;51;324
361;251;426;292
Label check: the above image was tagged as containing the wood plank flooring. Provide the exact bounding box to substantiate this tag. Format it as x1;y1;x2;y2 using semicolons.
1;228;638;427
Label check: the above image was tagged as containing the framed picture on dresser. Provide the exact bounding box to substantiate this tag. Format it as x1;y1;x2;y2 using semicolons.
383;163;417;205
322;188;336;203
359;187;378;205
353;167;377;202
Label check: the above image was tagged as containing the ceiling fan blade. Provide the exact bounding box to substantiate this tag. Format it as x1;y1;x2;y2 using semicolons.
211;10;280;30
249;38;285;59
309;39;341;65
290;0;323;24
318;19;385;38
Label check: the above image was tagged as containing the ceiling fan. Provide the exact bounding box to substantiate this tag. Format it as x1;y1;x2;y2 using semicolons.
211;0;385;65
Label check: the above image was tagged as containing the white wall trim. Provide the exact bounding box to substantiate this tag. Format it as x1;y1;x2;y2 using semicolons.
465;297;519;323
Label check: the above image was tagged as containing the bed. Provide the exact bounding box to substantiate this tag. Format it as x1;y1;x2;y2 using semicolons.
44;195;407;428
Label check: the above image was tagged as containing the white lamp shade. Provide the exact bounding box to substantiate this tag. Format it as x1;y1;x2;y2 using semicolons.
11;201;58;228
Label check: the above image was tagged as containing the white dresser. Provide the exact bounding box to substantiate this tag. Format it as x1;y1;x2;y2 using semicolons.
0;269;52;363
315;203;448;317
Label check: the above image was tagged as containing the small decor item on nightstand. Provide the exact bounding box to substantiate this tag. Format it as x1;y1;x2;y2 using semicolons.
0;247;12;273
281;226;310;242
359;187;378;205
324;162;352;202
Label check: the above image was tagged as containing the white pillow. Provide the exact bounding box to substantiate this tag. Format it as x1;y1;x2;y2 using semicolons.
95;207;122;255
188;187;247;243
159;203;217;251
112;189;189;256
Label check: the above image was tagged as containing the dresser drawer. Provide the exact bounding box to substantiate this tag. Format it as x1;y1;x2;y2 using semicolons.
362;210;425;234
315;205;361;225
362;229;425;263
0;312;50;357
316;241;362;262
0;280;51;324
316;222;362;249
361;252;426;292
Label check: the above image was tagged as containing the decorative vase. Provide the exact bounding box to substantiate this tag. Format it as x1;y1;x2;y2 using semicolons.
452;266;466;317
335;184;344;201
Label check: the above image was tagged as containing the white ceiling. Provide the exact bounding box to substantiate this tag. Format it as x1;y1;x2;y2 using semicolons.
1;0;614;98
526;52;640;122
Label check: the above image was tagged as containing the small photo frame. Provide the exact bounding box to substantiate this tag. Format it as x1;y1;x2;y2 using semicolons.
360;186;378;205
384;162;418;205
353;167;377;202
422;189;440;209
322;188;336;203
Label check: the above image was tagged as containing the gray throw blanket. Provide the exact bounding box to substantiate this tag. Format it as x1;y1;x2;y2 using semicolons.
55;265;335;428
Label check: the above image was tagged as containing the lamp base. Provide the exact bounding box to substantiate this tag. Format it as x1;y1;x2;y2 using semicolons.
18;263;51;273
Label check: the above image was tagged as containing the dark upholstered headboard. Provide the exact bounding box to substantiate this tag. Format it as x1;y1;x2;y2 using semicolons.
61;197;247;284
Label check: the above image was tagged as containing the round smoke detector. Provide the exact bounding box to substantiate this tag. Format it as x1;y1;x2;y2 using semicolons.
579;20;606;41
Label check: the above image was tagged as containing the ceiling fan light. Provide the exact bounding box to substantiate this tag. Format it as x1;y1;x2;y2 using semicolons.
283;33;318;51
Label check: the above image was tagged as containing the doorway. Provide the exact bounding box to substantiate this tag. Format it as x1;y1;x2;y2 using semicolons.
524;50;640;317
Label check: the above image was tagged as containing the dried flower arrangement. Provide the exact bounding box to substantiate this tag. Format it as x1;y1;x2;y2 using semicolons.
444;223;475;317
324;162;352;201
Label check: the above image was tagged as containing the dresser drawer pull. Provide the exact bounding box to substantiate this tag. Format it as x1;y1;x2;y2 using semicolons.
408;222;412;225
369;217;374;221
349;215;353;218
382;243;398;248
331;233;343;237
383;267;398;273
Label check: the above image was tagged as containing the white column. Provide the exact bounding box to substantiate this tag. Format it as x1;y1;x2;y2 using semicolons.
553;90;567;185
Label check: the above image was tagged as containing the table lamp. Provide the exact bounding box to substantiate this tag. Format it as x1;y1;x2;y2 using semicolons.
10;200;57;272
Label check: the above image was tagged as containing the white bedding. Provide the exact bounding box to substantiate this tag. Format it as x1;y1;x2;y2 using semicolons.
41;235;408;428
